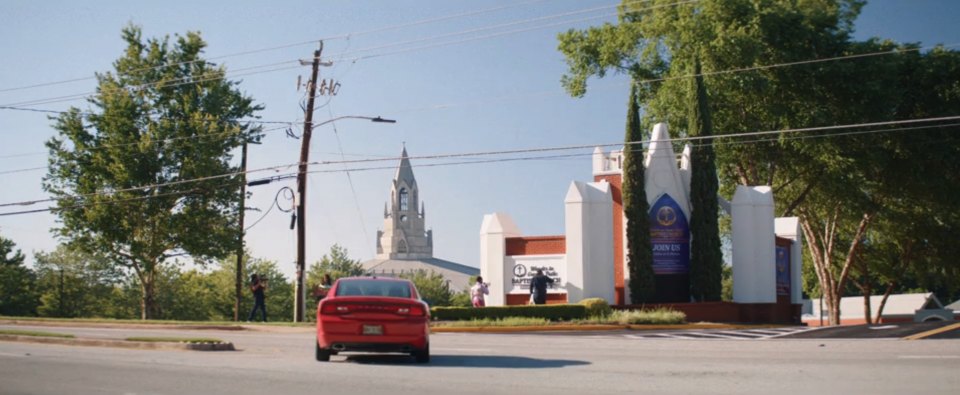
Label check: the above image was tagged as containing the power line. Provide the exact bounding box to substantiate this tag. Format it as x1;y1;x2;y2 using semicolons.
327;105;373;257
331;0;652;59
244;186;296;231
638;43;960;87
2;114;957;210
0;166;47;176
0;1;646;109
2;117;957;217
0;125;287;163
0;185;216;217
0;0;549;94
0;62;305;108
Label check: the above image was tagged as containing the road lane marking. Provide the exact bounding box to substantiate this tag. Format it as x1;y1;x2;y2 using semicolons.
897;355;960;359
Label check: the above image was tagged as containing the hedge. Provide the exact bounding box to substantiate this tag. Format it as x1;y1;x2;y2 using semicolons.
431;304;587;321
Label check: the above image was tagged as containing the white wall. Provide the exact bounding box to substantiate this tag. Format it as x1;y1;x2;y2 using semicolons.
732;186;776;303
564;181;615;303
506;255;566;294
479;213;520;306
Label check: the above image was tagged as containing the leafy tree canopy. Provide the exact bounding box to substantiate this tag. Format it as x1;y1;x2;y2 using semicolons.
43;25;263;319
0;233;37;316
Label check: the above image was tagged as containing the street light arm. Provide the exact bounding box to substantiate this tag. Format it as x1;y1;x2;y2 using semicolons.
310;115;397;127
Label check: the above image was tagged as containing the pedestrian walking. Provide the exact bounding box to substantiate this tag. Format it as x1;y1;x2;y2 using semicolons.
470;276;490;307
529;269;554;305
247;273;268;322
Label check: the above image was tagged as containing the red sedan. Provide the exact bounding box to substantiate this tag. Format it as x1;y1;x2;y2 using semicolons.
315;277;430;363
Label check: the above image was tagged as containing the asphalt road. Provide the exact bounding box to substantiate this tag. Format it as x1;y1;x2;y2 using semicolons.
1;324;959;395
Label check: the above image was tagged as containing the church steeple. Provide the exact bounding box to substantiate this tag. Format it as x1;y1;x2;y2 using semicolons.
377;145;432;260
394;144;417;191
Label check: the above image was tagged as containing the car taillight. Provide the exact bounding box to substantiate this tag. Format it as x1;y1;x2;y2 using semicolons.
398;304;426;317
320;303;349;315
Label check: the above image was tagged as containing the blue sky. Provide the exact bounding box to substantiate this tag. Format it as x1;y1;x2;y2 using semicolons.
1;0;958;280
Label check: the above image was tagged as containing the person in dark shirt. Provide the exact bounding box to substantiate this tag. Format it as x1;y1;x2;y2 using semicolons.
247;274;268;322
529;269;554;305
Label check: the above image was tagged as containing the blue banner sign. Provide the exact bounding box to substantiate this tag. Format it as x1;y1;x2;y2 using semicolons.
776;246;790;296
649;194;690;275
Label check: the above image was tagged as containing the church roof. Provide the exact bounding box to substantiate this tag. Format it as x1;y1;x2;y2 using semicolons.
361;257;479;292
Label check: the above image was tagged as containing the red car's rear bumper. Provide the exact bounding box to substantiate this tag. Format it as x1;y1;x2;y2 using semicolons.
317;315;429;352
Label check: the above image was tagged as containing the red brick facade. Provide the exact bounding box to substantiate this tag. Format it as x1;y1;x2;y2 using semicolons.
594;174;625;305
503;236;567;306
506;293;568;305
505;236;566;256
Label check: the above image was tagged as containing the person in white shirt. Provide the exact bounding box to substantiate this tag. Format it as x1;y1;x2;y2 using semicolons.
470;276;490;307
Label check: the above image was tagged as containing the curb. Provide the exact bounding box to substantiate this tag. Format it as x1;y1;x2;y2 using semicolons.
0;319;245;332
0;334;236;351
903;322;960;340
431;323;797;333
432;324;624;333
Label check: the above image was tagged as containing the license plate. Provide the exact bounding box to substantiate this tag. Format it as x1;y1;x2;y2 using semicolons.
362;325;383;335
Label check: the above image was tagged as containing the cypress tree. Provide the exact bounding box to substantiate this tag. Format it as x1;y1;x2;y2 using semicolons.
687;59;723;301
622;83;656;303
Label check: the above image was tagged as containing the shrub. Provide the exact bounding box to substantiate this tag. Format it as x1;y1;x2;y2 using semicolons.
434;317;550;327
578;298;612;317
431;304;587;321
612;308;686;325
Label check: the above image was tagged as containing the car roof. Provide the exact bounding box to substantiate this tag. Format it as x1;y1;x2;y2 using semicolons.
336;276;412;283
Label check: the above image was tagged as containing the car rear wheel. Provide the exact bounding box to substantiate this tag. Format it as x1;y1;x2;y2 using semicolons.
413;344;430;363
315;342;330;362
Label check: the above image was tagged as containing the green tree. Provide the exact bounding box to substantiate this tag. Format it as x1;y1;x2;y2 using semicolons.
307;244;365;291
399;269;453;307
622;84;656;303
34;246;122;318
209;254;294;322
720;264;733;302
687;59;723;301
158;266;219;321
559;0;960;324
0;234;37;316
43;25;262;319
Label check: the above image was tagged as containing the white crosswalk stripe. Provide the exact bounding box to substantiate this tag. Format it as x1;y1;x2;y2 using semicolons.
624;326;813;340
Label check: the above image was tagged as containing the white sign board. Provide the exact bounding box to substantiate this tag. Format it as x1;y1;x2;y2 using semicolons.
506;255;566;294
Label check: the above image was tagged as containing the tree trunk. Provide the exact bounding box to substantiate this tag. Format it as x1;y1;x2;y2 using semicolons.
825;287;841;326
140;275;156;320
800;210;873;326
875;282;895;324
862;291;873;325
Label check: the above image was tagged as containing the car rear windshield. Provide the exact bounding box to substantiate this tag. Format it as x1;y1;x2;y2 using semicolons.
336;279;412;298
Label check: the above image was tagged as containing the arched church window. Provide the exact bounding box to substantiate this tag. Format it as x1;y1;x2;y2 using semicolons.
398;239;408;253
399;188;409;211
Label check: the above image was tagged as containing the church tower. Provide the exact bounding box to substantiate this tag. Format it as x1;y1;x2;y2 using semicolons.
376;146;433;259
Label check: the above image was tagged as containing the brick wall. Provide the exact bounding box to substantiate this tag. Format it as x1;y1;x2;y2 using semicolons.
505;236;566;256
505;293;568;305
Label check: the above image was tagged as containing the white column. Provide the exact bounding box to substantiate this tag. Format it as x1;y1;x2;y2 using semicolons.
732;186;776;304
564;181;615;304
479;213;520;306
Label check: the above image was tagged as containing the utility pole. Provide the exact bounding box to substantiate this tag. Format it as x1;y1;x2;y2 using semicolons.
235;141;248;322
295;43;323;322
